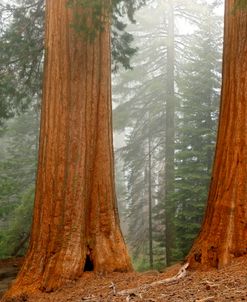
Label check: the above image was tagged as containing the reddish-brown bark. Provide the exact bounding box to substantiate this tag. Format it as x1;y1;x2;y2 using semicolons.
3;0;132;299
188;0;247;269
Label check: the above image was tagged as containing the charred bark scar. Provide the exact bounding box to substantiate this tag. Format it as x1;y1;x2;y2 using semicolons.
194;251;202;263
84;246;94;272
84;255;94;271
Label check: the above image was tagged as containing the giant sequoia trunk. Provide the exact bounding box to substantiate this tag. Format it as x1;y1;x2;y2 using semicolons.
4;0;132;298
188;0;247;269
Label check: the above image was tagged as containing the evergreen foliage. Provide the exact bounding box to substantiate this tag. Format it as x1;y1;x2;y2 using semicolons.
0;109;39;257
0;186;34;257
0;0;144;125
0;0;44;124
113;1;168;268
234;0;247;11
174;5;222;258
113;0;223;268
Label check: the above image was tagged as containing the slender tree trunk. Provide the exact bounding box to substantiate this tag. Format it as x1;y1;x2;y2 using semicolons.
4;0;132;299
148;134;153;269
164;0;175;266
188;0;247;269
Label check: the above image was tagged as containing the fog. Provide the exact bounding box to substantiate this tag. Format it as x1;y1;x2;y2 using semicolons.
112;0;224;269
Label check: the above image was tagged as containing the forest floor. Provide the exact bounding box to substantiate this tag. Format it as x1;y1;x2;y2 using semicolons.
0;255;247;302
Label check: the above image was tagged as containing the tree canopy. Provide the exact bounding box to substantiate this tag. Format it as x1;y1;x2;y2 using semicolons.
0;0;146;124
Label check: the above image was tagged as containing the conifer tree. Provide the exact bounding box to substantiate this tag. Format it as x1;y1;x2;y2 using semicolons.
174;4;222;259
0;110;39;258
0;0;144;123
113;0;168;268
113;0;223;267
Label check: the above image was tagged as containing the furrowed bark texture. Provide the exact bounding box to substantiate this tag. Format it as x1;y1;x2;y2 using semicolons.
188;0;247;269
4;0;132;298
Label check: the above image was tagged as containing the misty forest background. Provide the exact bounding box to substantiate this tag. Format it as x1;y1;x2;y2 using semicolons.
0;0;223;270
